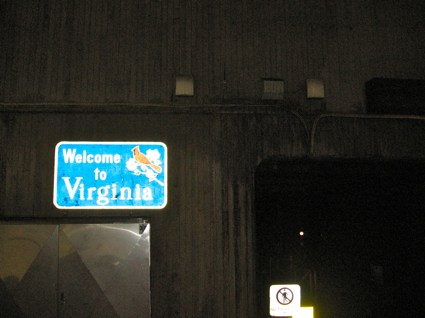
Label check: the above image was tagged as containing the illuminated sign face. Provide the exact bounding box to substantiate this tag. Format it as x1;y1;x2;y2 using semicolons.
270;284;301;317
54;142;167;209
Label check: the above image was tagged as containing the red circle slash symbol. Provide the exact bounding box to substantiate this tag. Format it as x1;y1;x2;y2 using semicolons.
276;287;294;305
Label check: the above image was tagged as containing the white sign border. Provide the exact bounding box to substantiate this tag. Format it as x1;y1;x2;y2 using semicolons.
270;284;301;317
53;141;168;210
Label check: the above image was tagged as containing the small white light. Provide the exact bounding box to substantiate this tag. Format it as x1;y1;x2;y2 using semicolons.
299;231;304;236
306;79;325;99
175;75;194;96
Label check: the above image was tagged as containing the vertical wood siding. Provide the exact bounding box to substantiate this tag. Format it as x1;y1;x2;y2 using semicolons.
1;0;424;111
1;0;425;316
0;107;309;317
3;109;424;317
311;115;425;158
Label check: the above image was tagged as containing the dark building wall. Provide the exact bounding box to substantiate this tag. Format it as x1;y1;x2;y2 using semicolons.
0;106;309;218
0;106;309;317
312;114;425;157
1;0;425;112
1;0;425;317
1;107;425;317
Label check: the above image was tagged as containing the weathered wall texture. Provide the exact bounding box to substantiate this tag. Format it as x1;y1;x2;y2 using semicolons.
1;0;425;112
1;0;425;317
0;106;309;317
1;107;425;317
312;114;425;158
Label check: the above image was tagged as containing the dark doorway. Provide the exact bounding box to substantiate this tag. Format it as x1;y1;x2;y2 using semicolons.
255;158;425;318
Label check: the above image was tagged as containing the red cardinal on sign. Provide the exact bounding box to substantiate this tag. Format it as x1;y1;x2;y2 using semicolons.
132;146;162;173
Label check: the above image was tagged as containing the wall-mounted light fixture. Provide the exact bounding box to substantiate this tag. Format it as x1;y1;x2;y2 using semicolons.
262;79;284;100
306;79;325;99
175;75;194;96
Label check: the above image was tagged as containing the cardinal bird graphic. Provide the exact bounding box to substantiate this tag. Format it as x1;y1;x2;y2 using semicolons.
132;146;162;172
126;146;164;186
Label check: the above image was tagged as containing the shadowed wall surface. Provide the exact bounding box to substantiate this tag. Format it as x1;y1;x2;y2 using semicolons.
1;0;425;316
1;0;425;112
1;106;309;317
1;106;425;317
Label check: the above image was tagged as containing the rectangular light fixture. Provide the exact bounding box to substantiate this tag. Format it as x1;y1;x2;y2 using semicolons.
262;79;284;100
175;75;194;96
307;79;325;98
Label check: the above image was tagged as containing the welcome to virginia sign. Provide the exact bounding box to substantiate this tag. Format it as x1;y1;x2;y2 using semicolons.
54;142;167;209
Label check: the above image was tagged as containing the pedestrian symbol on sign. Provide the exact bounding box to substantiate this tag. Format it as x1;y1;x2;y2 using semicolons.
270;284;301;317
277;287;294;305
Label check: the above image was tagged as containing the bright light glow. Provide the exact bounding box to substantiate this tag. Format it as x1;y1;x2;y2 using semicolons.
299;231;304;236
293;306;314;318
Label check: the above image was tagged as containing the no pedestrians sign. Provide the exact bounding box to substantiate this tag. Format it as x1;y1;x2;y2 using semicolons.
270;284;301;317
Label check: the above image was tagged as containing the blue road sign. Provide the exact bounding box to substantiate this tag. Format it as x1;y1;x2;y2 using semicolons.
54;142;167;209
